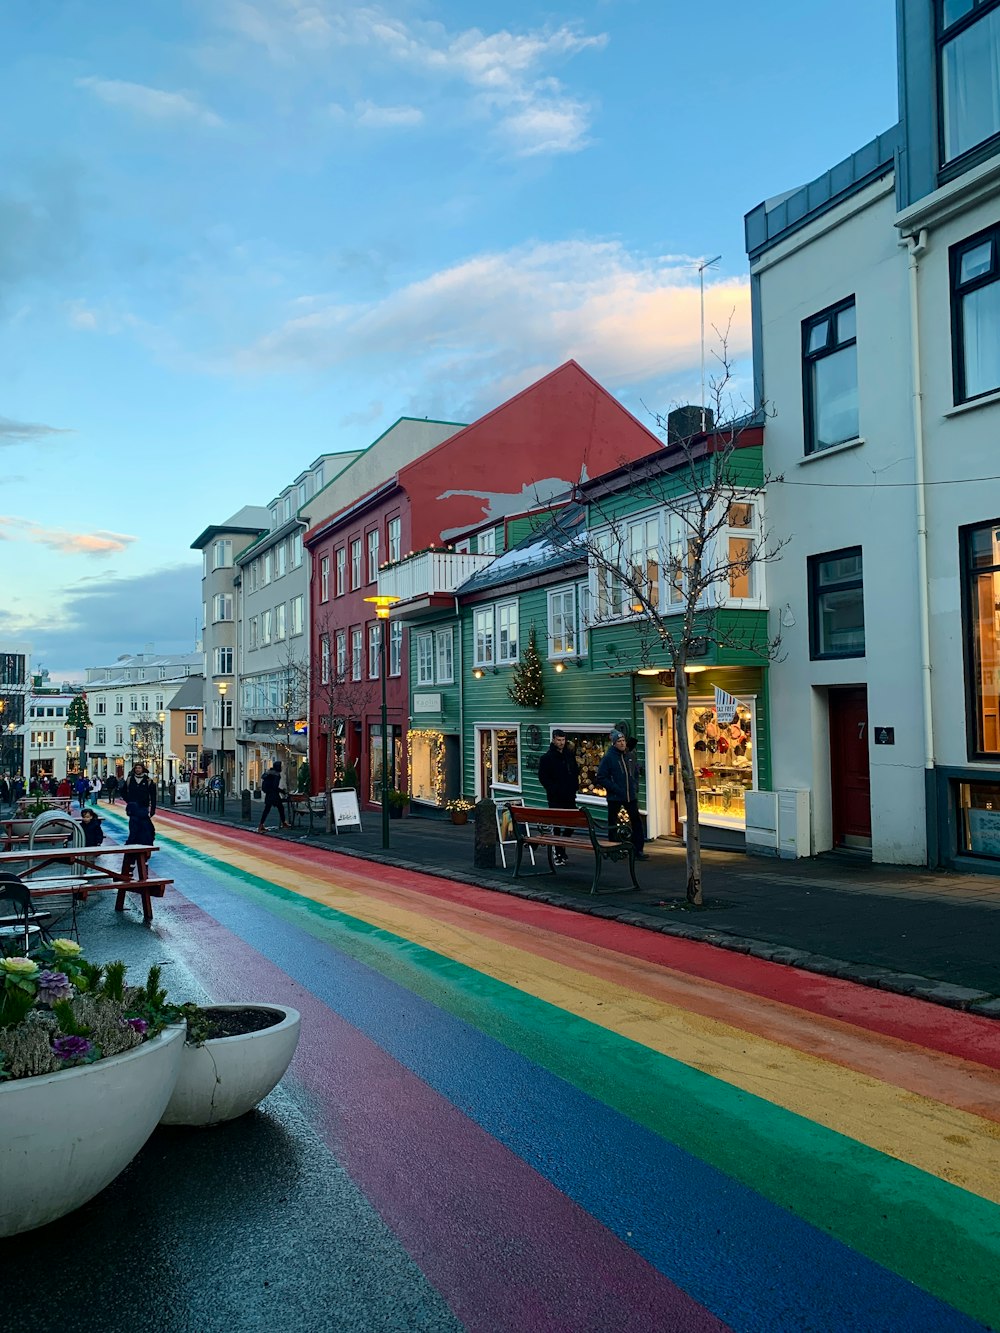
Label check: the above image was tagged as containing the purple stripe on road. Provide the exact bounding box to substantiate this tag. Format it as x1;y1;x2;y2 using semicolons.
162;897;730;1333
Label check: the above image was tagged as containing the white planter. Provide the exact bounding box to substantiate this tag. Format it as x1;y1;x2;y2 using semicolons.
160;1004;301;1128
0;1023;185;1237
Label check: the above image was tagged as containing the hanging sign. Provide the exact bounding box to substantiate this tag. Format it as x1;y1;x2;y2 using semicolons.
330;787;362;833
714;687;740;724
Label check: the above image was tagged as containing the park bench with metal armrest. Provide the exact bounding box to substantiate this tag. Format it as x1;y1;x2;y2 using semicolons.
509;805;640;895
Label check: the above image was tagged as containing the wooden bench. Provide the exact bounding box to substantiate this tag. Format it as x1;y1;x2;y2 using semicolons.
509;806;639;895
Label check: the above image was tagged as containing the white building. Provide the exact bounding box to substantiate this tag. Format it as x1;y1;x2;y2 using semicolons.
745;0;1000;871
83;652;203;779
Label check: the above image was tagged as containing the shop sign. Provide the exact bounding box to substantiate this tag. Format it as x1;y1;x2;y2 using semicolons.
174;781;191;805
331;787;362;832
874;727;894;745
968;807;1000;857
413;693;442;713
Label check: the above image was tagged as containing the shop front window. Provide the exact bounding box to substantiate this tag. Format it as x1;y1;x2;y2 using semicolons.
964;520;1000;755
409;730;444;805
551;729;611;798
688;702;755;824
369;725;402;803
958;780;1000;858
479;726;520;793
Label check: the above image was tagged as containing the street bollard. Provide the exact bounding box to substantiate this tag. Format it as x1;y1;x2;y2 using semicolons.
473;798;497;870
241;789;252;822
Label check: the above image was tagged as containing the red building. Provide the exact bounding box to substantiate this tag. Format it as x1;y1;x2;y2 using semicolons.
304;361;665;808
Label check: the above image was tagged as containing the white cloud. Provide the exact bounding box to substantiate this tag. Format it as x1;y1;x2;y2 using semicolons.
233;240;751;411
354;100;424;128
0;517;136;556
77;77;223;128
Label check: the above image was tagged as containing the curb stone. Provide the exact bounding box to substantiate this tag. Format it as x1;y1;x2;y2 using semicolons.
157;808;1000;1019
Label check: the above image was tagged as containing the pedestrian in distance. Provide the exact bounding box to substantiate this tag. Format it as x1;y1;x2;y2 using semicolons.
257;761;291;834
120;762;156;817
105;773;118;804
537;729;579;865
0;776;9;807
57;775;72;799
122;801;155;881
596;730;648;860
74;774;90;811
90;775;102;805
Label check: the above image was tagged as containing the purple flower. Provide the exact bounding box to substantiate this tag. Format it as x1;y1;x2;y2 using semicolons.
37;970;73;1005
124;1018;148;1035
52;1035;93;1060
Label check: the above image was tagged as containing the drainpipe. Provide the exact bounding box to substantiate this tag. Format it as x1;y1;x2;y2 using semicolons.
906;228;936;864
455;596;464;801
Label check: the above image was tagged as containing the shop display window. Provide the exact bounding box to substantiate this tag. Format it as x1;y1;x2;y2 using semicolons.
409;730;444;805
958;780;1000;858
553;730;610;798
479;727;520;793
688;703;754;823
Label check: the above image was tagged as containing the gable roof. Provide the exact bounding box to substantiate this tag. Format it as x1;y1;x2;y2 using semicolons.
457;504;586;598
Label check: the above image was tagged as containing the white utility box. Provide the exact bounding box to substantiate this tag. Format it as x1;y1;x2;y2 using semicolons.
745;789;811;858
744;790;778;854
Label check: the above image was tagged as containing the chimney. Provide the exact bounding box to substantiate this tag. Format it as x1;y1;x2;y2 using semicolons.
667;405;713;444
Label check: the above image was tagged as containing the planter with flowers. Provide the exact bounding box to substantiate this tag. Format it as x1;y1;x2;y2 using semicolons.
0;942;185;1238
446;796;475;826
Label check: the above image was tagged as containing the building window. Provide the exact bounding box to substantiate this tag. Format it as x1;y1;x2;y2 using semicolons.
129;696;137;713
248;561;257;593
263;550;272;585
725;501;762;603
291;531;303;568
389;621;402;677
548;587;578;657
95;697;106;715
477;528;496;555
140;694;149;713
336;547;346;596
803;298;858;454
115;726;124;746
939;1;1000;164
951;224;1000;402
335;630;347;679
478;726;520;794
628;515;660;610
435;628;454;683
213;539;232;569
351;538;362;590
290;594;304;636
115;698;124;715
213;593;233;622
351;628;363;681
320;635;330;685
963;519;1000;756
275;603;286;641
367;529;379;584
261;608;272;645
388;517;401;564
276;541;287;578
185;712;199;735
496;600;519;663
155;695;163;712
415;633;435;685
95;726;106;746
214;646;233;676
808;547;865;659
368;623;381;679
474;607;494;666
249;616;258;649
320;556;330;602
958;780;1000;858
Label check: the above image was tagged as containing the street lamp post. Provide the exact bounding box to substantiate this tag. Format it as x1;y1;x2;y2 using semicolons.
217;681;228;803
129;726;137;770
364;594;399;850
5;723;15;780
158;710;166;803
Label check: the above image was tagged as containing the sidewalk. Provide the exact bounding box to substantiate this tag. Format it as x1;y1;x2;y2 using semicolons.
145;799;1000;1015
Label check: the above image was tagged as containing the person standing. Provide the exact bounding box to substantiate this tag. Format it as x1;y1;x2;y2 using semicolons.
537;730;579;865
105;773;118;804
120;762;156;817
596;730;648;860
257;761;291;834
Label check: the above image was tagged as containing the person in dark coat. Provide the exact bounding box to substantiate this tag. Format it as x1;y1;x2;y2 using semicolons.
105;773;118;804
0;777;9;807
537;730;579;865
120;763;156;816
596;730;647;859
122;801;155;879
257;761;291;833
80;808;104;847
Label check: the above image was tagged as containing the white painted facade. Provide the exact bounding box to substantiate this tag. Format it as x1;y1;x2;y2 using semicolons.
83;652;204;778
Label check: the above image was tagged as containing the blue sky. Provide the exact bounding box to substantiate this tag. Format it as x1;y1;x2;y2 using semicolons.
0;0;898;678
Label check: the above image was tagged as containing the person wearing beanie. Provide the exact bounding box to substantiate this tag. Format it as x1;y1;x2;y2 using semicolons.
596;729;648;859
537;729;580;865
257;760;291;834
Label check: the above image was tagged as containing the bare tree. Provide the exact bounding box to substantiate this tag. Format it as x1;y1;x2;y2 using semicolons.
273;639;310;782
552;334;785;905
310;606;376;833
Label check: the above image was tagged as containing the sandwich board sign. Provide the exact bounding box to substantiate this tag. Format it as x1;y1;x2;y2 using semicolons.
330;787;362;833
174;781;191;805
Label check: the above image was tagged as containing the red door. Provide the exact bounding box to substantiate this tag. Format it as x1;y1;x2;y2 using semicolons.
830;687;872;848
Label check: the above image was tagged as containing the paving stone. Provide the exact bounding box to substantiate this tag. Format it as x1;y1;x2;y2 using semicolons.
968;998;1000;1019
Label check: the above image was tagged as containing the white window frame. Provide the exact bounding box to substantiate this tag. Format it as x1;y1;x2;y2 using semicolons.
351;628;363;681
95;697;106;715
473;607;494;667
213;593;233;622
415;632;435;685
475;724;522;797
320;635;330;685
335;630;347;679
290;594;304;636
721;498;765;608
547;586;578;658
276;541;287;579
320;556;330;602
249;616;258;649
214;646;234;676
367;529;379;584
213;539;232;570
95;726;106;746
275;602;287;640
389;621;402;677
185;713;199;735
292;531;303;568
263;550;272;585
336;547;346;596
368;623;381;679
351;538;362;590
388;517;401;564
435;627;454;683
496;599;519;664
261;608;272;645
478;529;496;555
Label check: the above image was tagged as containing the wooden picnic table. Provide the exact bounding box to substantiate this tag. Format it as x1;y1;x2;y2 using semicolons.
0;844;171;924
16;796;73;813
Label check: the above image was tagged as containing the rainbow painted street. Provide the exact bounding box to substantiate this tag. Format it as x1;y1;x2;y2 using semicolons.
107;812;1000;1330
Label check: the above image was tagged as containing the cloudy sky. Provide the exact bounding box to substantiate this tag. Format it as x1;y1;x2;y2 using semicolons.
0;0;897;678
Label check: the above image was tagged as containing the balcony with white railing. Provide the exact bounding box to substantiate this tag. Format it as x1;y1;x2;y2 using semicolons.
378;549;494;613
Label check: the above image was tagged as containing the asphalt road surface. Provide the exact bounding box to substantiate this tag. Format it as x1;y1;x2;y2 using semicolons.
3;809;998;1332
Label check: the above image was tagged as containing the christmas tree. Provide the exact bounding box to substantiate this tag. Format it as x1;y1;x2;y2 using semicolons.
507;627;545;708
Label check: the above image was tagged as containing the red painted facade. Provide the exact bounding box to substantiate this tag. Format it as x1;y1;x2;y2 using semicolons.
304;361;666;808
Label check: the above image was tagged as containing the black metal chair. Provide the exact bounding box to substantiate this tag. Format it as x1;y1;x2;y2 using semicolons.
0;873;50;954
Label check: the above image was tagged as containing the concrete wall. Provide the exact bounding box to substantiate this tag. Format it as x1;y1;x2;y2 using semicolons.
753;176;928;863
